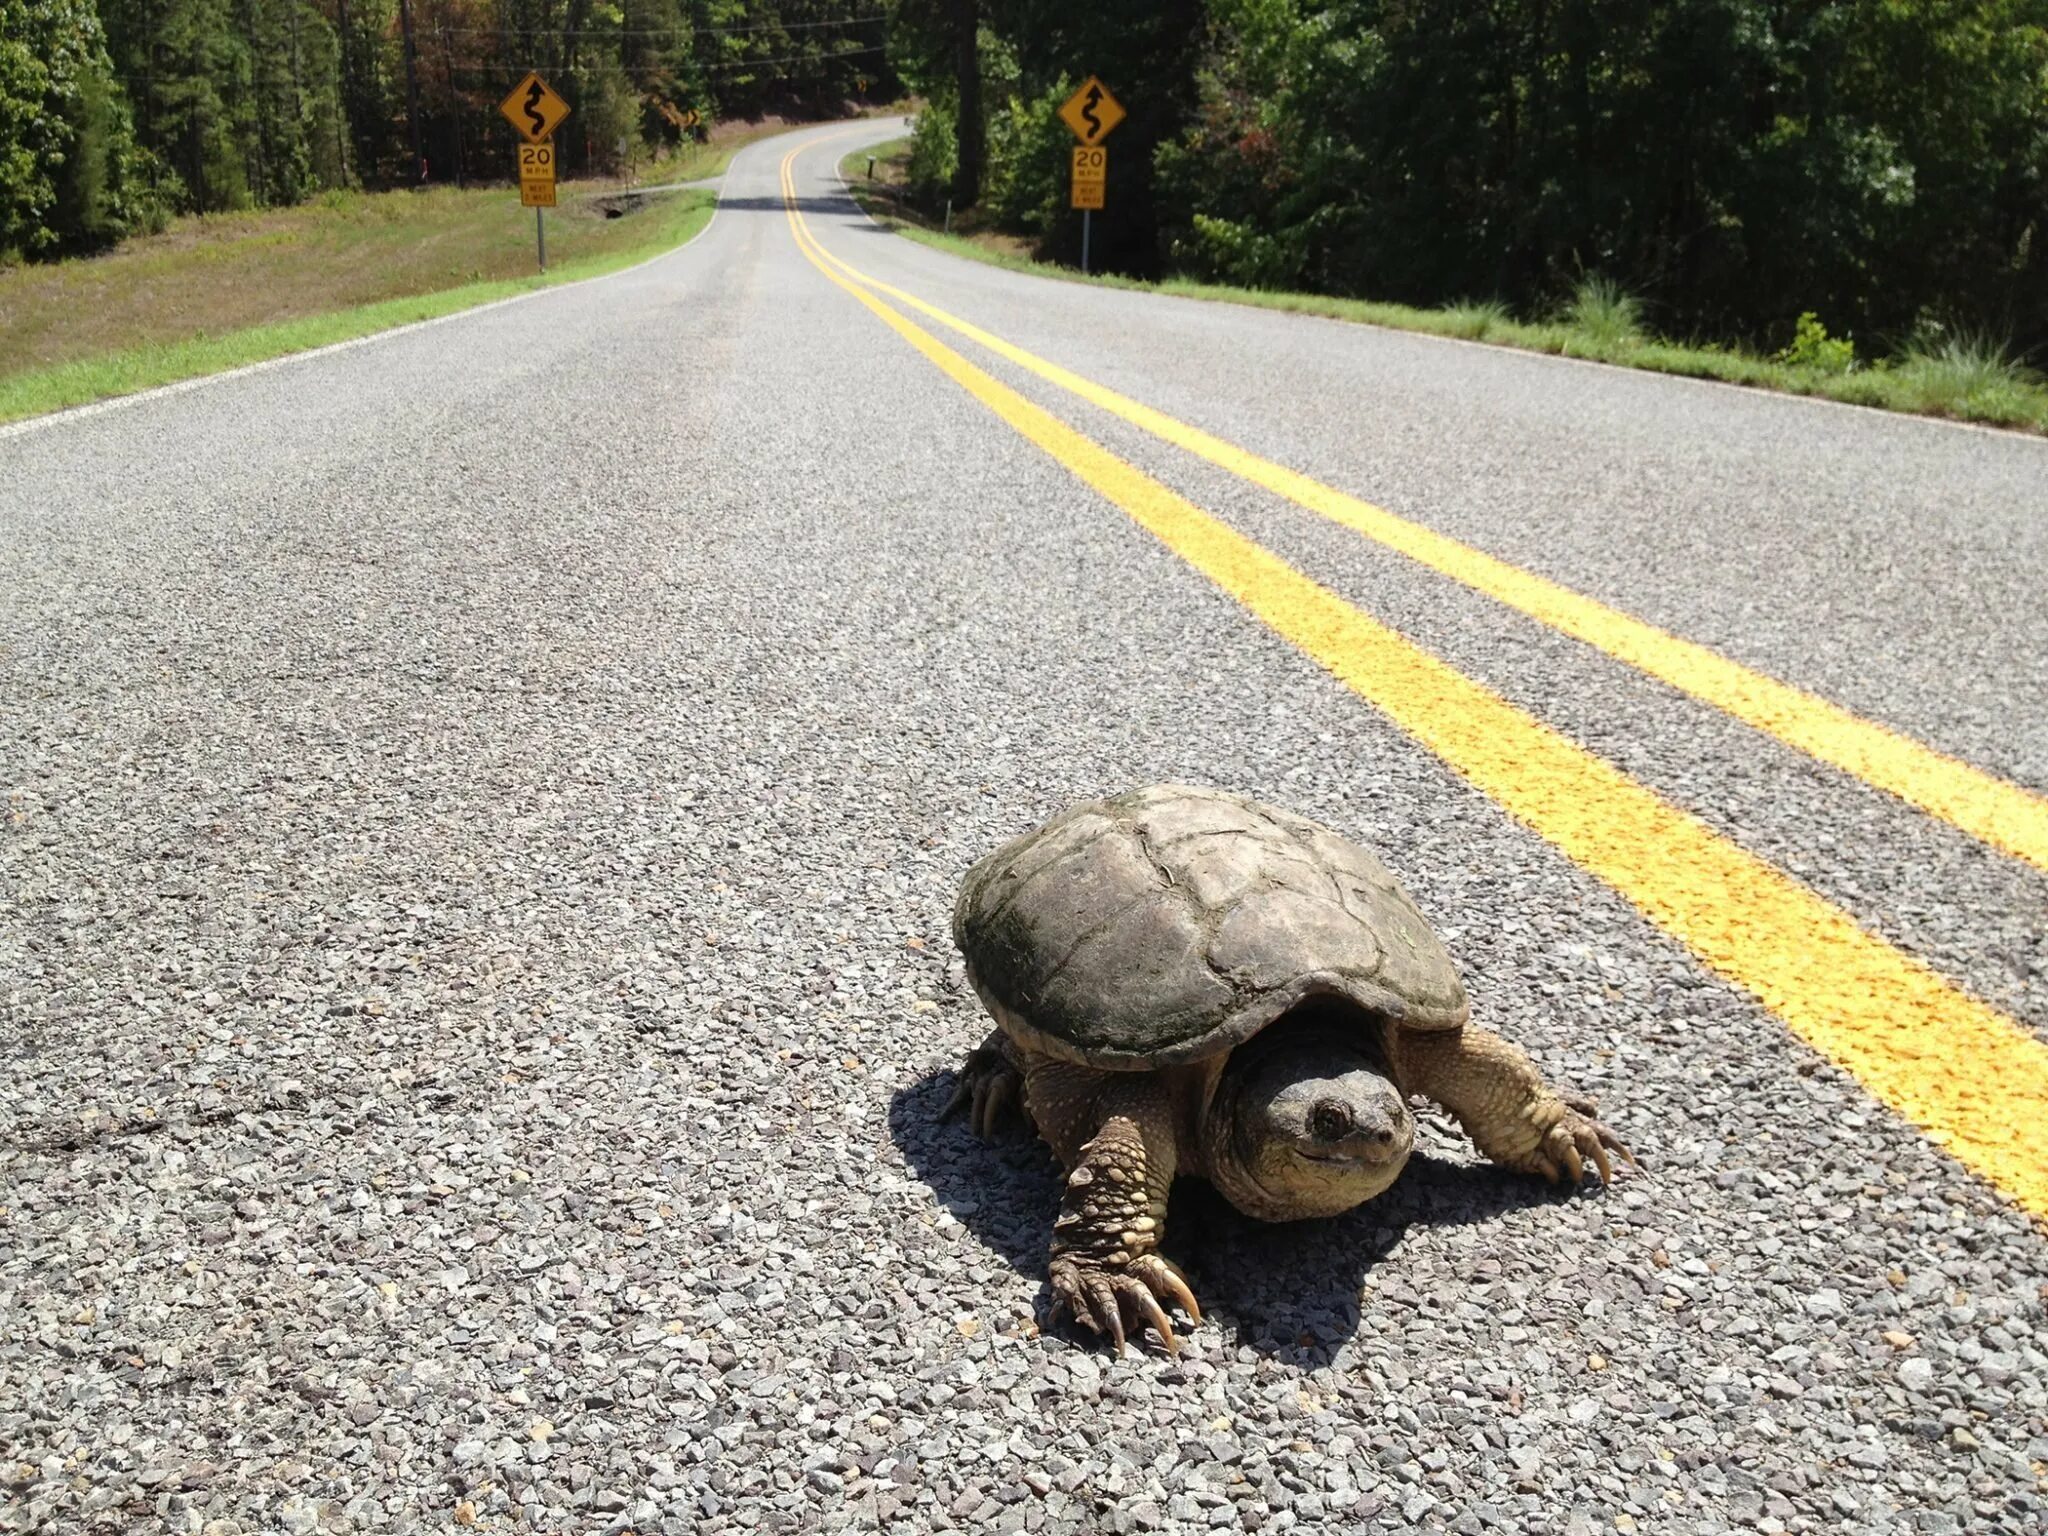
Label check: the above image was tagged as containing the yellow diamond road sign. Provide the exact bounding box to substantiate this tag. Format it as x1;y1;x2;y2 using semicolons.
1058;77;1125;146
501;71;571;144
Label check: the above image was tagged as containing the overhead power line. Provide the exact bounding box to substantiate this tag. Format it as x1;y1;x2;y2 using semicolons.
111;43;887;94
437;14;885;39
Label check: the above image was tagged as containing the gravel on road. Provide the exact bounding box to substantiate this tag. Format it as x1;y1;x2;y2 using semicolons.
3;121;2044;1536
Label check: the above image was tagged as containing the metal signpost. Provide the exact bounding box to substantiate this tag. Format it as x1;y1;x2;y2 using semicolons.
1057;77;1125;274
1070;144;1107;259
500;72;572;273
518;142;557;269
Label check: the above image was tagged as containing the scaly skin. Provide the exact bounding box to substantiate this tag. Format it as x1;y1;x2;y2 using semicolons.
943;1023;1629;1356
1026;1062;1201;1354
1384;1024;1633;1184
947;1047;1202;1353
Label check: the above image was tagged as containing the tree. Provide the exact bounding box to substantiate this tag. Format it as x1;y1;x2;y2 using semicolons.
950;0;979;202
0;0;164;258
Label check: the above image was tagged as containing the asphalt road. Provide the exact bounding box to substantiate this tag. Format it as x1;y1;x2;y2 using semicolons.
4;119;2045;1536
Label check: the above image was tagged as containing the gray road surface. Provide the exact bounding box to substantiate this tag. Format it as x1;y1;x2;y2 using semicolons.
4;119;2044;1536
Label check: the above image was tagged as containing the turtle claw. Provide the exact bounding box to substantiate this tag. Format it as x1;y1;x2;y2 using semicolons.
1535;1100;1637;1187
1050;1253;1200;1356
940;1043;1029;1142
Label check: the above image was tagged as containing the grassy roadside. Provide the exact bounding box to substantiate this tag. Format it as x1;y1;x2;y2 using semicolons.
0;107;911;426
841;139;2048;436
0;186;714;426
0;195;720;430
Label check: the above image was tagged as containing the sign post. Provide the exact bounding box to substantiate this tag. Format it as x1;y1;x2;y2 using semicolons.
1070;146;1106;271
500;71;572;273
1058;77;1125;275
518;143;556;267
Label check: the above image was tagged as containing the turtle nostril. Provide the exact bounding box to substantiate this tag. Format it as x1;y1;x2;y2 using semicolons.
1375;1127;1394;1146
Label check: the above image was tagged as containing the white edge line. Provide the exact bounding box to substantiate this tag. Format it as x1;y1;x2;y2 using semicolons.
2;174;735;442
823;138;2041;449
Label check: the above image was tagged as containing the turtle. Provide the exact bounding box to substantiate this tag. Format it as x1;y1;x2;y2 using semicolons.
946;783;1634;1354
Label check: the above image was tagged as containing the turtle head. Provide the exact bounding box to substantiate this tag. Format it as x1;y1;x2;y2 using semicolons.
1207;1019;1413;1221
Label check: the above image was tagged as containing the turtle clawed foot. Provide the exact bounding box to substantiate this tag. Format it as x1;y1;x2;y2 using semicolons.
940;1045;1029;1142
1531;1098;1639;1188
1049;1253;1202;1357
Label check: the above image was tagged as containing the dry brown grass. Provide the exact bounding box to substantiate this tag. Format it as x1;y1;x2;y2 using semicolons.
0;179;702;379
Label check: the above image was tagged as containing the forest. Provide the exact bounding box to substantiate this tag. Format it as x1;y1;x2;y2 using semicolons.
1;0;898;258
8;0;2048;355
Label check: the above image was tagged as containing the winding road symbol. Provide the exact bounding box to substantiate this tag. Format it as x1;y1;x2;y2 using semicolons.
499;71;571;145
1058;76;1126;146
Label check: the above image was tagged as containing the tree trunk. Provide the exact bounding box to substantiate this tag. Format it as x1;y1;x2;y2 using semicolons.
950;0;982;205
398;0;425;181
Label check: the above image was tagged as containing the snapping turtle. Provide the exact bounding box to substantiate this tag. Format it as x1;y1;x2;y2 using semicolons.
947;784;1632;1353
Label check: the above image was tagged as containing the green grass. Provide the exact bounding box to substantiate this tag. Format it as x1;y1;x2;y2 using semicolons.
1437;299;1513;341
0;185;716;425
1562;275;1646;353
1891;332;2043;421
840;141;2048;436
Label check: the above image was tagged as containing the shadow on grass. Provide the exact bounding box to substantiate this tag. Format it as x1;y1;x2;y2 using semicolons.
887;1065;1579;1367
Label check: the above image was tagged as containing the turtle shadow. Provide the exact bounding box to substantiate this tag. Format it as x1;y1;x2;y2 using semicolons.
887;1068;1582;1367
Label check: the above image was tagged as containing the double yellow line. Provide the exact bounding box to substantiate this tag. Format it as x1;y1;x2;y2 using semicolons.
779;142;2048;1219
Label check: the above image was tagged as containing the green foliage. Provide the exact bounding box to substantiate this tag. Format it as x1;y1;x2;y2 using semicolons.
0;0;165;259
964;0;1208;271
905;101;957;210
13;0;901;259
979;80;1069;234
1564;277;1646;352
1136;0;2048;356
1172;212;1299;288
1777;313;1857;374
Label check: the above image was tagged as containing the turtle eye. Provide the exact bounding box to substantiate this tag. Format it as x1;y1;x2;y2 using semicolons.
1309;1099;1353;1143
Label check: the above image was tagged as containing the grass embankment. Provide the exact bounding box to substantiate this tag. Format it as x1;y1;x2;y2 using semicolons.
842;139;2048;436
0;181;715;424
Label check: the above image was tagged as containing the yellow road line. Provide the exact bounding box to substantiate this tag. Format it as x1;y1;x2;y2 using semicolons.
800;186;2048;879
781;144;2048;1219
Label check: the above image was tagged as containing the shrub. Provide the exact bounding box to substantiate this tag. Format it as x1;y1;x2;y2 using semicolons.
980;83;1071;235
1777;312;1856;373
905;105;957;214
0;0;167;259
1170;214;1302;289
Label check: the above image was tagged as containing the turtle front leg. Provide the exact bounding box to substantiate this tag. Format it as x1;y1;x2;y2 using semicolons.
940;1030;1032;1141
1388;1026;1635;1186
1033;1069;1201;1355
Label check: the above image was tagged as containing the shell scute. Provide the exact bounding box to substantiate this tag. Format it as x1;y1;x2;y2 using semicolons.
955;785;1468;1069
969;828;1161;1003
1129;790;1269;848
1208;887;1382;990
1172;833;1266;909
1034;892;1234;1056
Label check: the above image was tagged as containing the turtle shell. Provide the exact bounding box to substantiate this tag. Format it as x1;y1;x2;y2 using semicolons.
953;784;1468;1069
